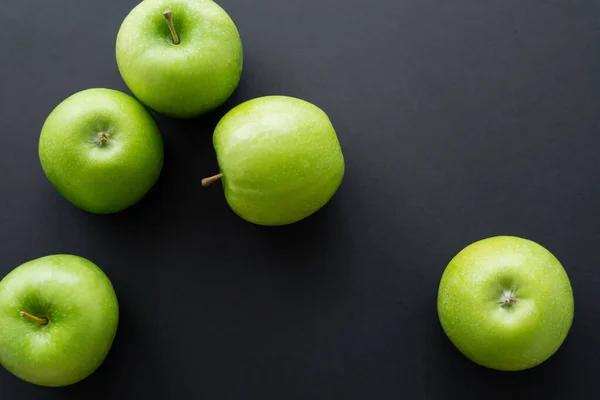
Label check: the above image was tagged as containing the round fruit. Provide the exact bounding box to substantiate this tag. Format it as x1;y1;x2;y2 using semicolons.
39;88;164;214
0;255;119;387
437;236;574;371
204;95;345;226
115;0;244;118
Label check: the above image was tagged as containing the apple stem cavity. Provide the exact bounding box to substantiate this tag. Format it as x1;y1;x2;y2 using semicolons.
20;311;49;326
163;8;181;45
96;132;110;147
202;173;223;187
498;290;517;308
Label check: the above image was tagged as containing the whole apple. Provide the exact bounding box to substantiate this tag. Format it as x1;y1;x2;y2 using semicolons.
203;95;345;226
39;88;164;214
116;0;243;118
0;254;119;387
437;236;574;371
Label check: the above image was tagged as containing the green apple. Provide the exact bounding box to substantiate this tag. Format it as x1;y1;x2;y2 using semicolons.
437;236;574;371
202;95;345;226
39;88;164;214
115;0;243;118
0;254;119;387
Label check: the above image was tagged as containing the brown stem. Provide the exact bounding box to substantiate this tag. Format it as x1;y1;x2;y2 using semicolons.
202;173;223;187
97;132;110;147
20;311;49;325
498;290;517;308
163;8;180;45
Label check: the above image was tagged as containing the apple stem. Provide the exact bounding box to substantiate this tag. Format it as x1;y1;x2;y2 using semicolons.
163;9;181;45
498;290;517;307
202;173;223;187
20;311;49;326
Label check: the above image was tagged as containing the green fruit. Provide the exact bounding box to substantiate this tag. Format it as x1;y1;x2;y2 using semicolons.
437;236;574;371
0;255;119;387
39;88;164;214
116;0;243;118
204;95;345;226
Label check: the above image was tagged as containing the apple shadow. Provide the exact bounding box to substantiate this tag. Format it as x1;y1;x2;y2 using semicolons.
214;178;360;324
4;296;170;400
425;320;578;399
254;197;350;276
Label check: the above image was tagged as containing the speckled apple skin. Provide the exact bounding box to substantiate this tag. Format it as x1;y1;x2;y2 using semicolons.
116;0;243;119
213;96;345;226
437;236;574;371
0;255;119;387
39;88;164;214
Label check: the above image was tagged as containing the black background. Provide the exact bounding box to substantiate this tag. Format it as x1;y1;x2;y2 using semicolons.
1;0;599;398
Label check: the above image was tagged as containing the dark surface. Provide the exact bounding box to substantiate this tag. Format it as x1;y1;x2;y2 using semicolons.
1;0;599;398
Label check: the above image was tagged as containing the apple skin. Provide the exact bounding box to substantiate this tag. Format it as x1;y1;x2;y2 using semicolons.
211;95;345;226
437;236;574;371
116;0;243;118
0;255;119;387
39;88;164;214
